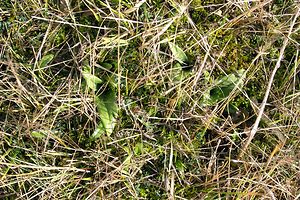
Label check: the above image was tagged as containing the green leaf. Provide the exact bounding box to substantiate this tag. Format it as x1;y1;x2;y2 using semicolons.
168;42;188;64
171;62;184;81
92;122;105;139
82;66;103;91
92;89;118;138
201;69;246;106
175;159;186;173
134;142;143;155
217;73;239;88
101;62;113;70
31;131;45;139
39;54;54;68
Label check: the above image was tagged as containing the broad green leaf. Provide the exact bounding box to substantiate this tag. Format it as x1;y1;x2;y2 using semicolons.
175;159;186;173
92;122;105;139
168;42;188;64
236;68;247;79
217;73;239;88
92;89;118;138
101;62;113;70
171;62;184;82
39;54;54;68
134;142;143;155
82;66;103;91
171;62;192;84
31;131;45;139
201;69;246;106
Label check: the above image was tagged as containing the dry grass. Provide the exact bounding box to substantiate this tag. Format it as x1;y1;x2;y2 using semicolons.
0;0;299;199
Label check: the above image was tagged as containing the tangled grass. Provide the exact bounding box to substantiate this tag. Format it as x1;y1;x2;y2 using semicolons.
0;0;299;199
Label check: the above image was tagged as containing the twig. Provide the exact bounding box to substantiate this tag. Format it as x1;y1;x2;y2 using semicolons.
239;8;300;158
32;16;109;30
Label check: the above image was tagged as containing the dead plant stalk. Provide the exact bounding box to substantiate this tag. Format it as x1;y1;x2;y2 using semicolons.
239;7;300;158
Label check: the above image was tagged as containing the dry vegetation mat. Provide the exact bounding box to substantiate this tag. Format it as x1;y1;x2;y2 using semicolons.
0;0;300;199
